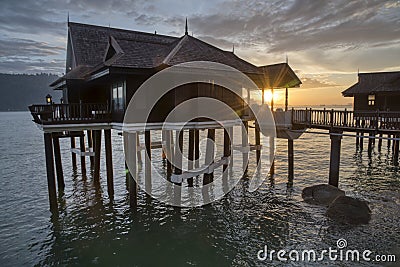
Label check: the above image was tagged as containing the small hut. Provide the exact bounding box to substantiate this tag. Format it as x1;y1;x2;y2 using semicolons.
342;71;400;111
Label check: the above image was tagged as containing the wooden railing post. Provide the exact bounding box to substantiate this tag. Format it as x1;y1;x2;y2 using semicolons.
330;109;334;129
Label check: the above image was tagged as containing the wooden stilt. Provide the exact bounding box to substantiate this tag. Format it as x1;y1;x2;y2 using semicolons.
70;136;77;170
79;134;86;175
288;139;294;183
126;132;138;208
394;135;399;166
93;130;101;181
104;129;114;198
203;129;215;185
242;121;249;173
52;134;65;191
188;129;195;187
228;127;234;170
387;134;391;150
359;132;364;152
87;130;94;168
174;130;184;185
223;128;231;172
44;133;57;212
137;134;142;165
368;132;374;156
164;130;173;178
329;131;342;187
255;123;261;163
378;133;383;152
145;130;152;191
194;129;200;168
355;131;360;150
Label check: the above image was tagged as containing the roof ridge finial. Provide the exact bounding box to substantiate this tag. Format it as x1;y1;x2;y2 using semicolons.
232;44;235;53
67;12;69;24
185;17;188;35
286;54;288;64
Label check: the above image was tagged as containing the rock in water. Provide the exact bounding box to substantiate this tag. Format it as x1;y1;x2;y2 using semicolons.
302;184;345;205
327;196;371;225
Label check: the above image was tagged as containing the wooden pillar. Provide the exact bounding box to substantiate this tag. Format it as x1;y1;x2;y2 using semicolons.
137;134;142;165
328;131;342;187
174;130;184;183
367;132;374;156
126;132;138;208
393;135;399;166
255;123;261;163
79;134;86;175
288;139;294;183
223;128;231;172
378;133;383;152
242;121;249;173
87;130;94;168
285;87;288;111
355;131;360;150
387;134;391;149
194;129;200;168
359;132;364;152
165;130;173;178
145;130;152;191
104;129;114;198
52;134;65;191
70;136;77;170
203;129;215;185
93;130;101;182
44;132;57;212
187;129;195;187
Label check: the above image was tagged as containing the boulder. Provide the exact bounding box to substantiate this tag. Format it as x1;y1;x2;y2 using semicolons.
326;196;371;225
302;184;345;205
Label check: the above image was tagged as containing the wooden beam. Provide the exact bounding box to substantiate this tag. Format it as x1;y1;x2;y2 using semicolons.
79;134;86;175
93;130;101;182
203;129;215;185
52;134;65;191
70;136;77;170
44;133;57;212
104;129;114;198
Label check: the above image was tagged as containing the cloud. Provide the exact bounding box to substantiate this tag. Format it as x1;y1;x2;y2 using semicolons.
300;77;340;89
0;38;64;57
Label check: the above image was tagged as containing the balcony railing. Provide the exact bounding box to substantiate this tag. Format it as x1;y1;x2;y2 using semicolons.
292;108;400;131
29;103;111;124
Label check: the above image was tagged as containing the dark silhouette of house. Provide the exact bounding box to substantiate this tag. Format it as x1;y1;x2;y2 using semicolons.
50;22;301;123
342;71;400;111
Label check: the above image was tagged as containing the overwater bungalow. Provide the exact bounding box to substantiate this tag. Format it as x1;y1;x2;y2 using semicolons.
29;21;301;211
342;71;400;111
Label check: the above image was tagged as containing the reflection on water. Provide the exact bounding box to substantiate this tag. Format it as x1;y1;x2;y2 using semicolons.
0;112;399;266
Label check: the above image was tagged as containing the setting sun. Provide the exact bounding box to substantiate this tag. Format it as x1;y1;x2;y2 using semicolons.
263;90;282;104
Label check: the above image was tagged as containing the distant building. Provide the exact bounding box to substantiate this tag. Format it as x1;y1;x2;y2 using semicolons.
50;22;301;123
342;71;400;111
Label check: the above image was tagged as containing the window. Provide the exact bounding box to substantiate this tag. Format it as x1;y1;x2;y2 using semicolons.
368;94;375;106
112;81;125;111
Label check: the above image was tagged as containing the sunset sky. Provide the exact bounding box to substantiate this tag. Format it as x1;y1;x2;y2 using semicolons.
1;0;399;105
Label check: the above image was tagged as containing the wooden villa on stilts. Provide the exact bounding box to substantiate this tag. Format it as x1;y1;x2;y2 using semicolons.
29;21;301;211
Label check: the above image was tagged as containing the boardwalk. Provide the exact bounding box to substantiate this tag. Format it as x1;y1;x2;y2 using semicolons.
292;108;400;134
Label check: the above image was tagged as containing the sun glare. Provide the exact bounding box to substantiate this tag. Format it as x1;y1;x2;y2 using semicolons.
263;90;282;103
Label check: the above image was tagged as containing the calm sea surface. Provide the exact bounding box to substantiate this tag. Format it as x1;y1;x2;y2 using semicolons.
0;111;399;266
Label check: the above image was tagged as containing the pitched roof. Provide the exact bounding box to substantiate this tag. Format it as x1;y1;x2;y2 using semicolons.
55;22;301;89
342;71;400;96
258;63;302;88
67;22;260;74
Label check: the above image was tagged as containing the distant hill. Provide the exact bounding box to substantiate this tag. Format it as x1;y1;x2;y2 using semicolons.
0;73;62;111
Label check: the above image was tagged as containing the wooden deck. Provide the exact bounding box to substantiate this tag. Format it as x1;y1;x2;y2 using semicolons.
28;103;111;125
292;108;400;134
